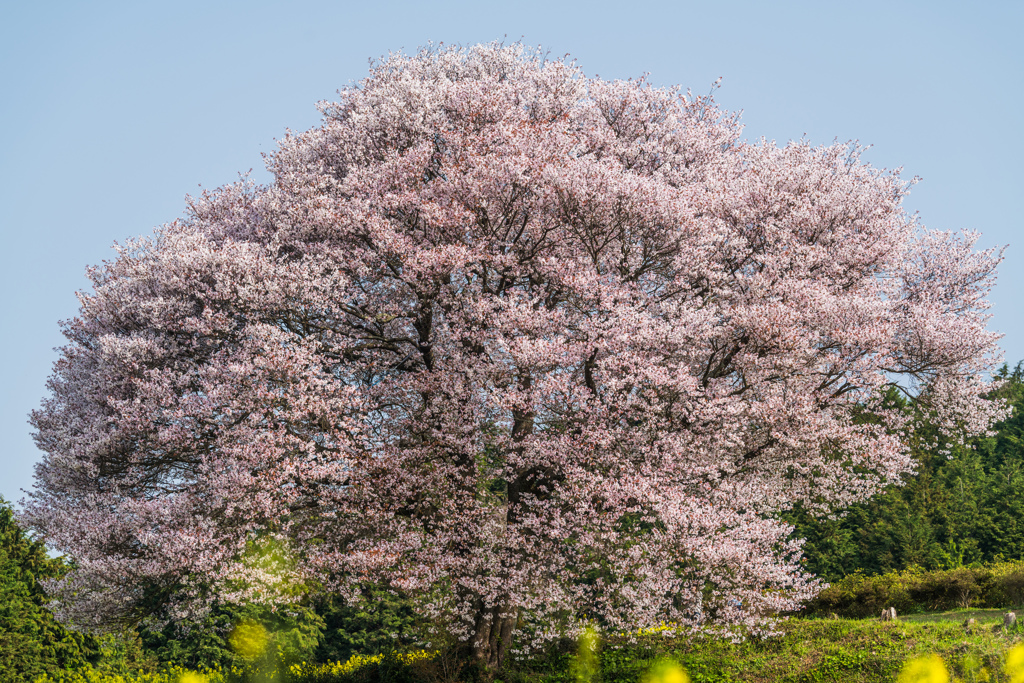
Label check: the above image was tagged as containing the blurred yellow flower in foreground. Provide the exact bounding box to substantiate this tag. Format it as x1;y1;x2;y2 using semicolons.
228;621;269;660
643;658;690;683
177;673;207;683
1007;644;1024;683
572;627;600;683
898;654;949;683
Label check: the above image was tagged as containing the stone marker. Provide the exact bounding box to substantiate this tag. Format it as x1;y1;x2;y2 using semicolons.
1004;611;1017;628
880;607;897;621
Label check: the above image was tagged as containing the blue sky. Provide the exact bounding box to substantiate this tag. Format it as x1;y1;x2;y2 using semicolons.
1;0;1021;505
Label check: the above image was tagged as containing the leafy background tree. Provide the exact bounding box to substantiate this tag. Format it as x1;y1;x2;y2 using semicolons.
790;363;1024;582
0;497;95;680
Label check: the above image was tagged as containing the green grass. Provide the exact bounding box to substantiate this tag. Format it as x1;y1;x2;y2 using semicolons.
901;608;1009;624
511;615;1024;683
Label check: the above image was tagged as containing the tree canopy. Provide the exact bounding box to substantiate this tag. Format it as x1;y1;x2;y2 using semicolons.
23;43;1005;668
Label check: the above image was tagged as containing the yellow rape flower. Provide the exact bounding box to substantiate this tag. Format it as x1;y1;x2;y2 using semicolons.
1007;644;1024;683
228;621;269;660
899;655;949;683
643;659;691;683
572;627;600;683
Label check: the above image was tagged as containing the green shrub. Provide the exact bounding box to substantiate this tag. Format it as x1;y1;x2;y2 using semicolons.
288;650;435;683
313;585;423;665
139;602;325;671
132;583;424;677
993;565;1024;607
806;561;1024;617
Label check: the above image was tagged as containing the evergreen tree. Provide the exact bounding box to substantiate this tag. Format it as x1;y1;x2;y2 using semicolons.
792;364;1024;581
0;498;94;680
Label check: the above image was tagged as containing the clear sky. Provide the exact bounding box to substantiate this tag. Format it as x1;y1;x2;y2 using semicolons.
1;0;1021;505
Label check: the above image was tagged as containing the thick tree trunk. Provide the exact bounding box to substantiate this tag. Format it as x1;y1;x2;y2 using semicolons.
470;602;518;671
464;372;531;673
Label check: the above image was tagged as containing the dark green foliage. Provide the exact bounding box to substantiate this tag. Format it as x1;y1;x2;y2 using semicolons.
790;363;1024;582
313;585;424;664
0;497;96;680
140;601;325;671
136;584;422;674
86;632;159;678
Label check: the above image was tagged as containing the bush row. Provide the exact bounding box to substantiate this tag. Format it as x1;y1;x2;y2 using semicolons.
32;650;434;683
804;561;1024;618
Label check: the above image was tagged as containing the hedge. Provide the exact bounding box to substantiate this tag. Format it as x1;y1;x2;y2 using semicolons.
805;561;1024;618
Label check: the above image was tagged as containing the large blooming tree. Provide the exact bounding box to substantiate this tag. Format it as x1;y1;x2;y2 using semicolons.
25;44;1005;668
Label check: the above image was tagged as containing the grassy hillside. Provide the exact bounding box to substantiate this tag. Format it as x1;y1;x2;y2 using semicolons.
508;616;1024;683
29;613;1024;683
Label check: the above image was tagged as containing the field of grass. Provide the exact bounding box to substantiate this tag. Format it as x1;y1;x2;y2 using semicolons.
900;608;1008;624
512;615;1024;683
28;613;1024;683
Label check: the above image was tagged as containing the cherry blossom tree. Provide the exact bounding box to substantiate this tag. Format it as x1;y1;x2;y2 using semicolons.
24;44;1006;668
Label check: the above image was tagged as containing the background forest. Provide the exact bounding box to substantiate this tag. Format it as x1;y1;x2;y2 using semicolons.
790;362;1024;582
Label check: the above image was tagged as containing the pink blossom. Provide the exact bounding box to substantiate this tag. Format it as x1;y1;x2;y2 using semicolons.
23;43;1006;667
